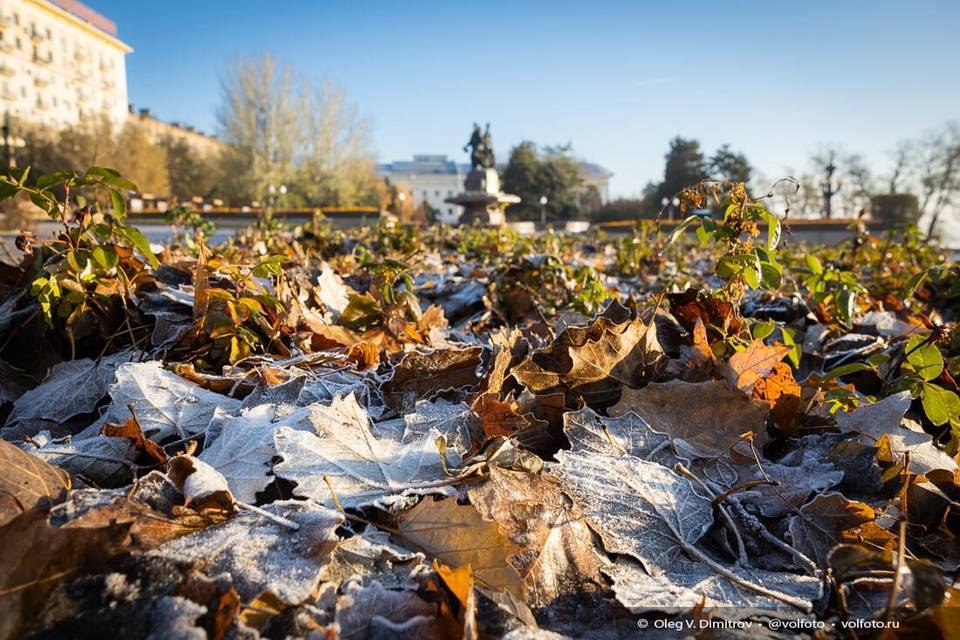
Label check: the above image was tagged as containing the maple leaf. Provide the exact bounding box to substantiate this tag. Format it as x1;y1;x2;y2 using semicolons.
609;379;769;460
723;339;791;393
381;347;486;409
787;492;877;567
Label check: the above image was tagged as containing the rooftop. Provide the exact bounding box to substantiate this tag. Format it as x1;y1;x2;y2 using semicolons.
49;0;117;36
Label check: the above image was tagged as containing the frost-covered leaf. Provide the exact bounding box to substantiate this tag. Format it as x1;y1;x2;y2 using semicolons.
512;305;662;408
24;433;135;485
787;493;876;567
553;450;712;574
554;450;818;612
5;350;135;427
316;264;352;322
150;499;342;603
335;579;444;640
467;467;604;607
610;379;770;460
605;557;822;613
166;455;235;512
373;399;477;454
147;596;207;640
273;399;459;509
837;391;958;474
562;406;678;466
86;361;242;442
738;448;844;518
199;404;313;502
381;347;485;409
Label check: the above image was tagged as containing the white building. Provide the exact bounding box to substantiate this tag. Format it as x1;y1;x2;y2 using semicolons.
0;0;131;128
377;155;468;224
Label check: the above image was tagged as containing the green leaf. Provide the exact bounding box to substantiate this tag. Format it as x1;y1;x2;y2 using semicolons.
835;288;855;325
109;189;127;219
904;270;930;298
805;254;824;275
752;320;775;340
759;261;782;289
823;362;874;382
742;266;760;289
921;383;960;427
760;210;781;250
36;171;77;189
115;225;158;268
906;337;944;381
91;245;118;270
0;179;20;201
86;167;138;192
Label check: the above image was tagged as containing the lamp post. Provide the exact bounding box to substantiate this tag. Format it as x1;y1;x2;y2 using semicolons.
539;195;548;227
820;153;841;219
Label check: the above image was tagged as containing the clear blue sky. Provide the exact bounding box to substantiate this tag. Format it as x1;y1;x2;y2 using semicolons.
92;0;959;197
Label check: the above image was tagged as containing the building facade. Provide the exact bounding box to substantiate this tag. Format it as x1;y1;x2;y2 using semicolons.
377;155;467;224
128;106;222;158
0;0;130;128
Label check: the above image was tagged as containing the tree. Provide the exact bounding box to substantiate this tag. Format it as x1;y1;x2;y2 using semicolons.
216;53;378;207
659;137;707;201
109;123;171;196
708;144;752;185
162;136;222;200
913;123;960;239
502;142;585;221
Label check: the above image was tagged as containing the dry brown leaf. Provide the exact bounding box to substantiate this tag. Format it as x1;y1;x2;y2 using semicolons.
397;495;523;596
690;317;714;365
0;509;132;639
0;439;71;526
787;493;876;567
381;347;485;409
752;362;802;430
467;467;603;608
102;417;169;465
166;455;236;512
610;379;770;460
512;305;662;409
471;394;530;443
724;339;791;393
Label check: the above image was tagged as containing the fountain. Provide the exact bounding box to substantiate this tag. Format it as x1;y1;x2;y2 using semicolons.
445;123;519;225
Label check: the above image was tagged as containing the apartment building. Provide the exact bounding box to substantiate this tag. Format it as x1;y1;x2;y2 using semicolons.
0;0;131;127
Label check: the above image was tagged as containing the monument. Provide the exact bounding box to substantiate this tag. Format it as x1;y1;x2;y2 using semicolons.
445;123;520;225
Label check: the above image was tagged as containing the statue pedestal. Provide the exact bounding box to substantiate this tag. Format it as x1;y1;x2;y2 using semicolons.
446;168;520;226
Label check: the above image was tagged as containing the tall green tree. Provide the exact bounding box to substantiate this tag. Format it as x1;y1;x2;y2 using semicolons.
659;136;707;201
502;142;585;221
708;144;752;185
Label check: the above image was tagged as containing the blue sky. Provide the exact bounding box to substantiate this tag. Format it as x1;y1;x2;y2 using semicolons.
93;0;959;197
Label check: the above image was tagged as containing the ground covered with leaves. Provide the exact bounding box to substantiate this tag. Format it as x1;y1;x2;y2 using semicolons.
1;172;960;639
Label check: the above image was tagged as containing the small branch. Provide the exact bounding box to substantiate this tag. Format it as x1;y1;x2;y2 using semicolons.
676;464;747;565
235;500;300;531
884;519;907;622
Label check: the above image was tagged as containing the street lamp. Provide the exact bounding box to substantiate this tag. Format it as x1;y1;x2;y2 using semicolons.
671;197;680;221
539;195;548;227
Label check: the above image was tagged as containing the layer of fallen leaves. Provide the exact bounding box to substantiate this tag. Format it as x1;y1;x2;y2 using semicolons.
0;219;958;639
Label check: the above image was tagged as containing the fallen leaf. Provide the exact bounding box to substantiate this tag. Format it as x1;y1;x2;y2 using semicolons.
553;450;819;611
0;509;132;639
166;455;236;512
397;496;524;596
752;362;802;429
335;579;444;640
724;339;791;393
149;499;342;603
0;439;70;526
273;403;459;509
609;379;769;461
467;467;604;607
787;492;876;567
837;391;958;474
85;361;242;442
5;350;135;427
512;304;662;409
381;347;485;409
102;416;168;465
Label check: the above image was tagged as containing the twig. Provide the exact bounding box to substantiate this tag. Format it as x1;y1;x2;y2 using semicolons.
675;463;747;565
884;519;907;622
727;497;819;576
235;500;300;531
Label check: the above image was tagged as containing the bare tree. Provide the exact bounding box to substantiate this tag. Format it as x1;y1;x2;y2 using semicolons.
914;123;960;239
216;53;377;206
